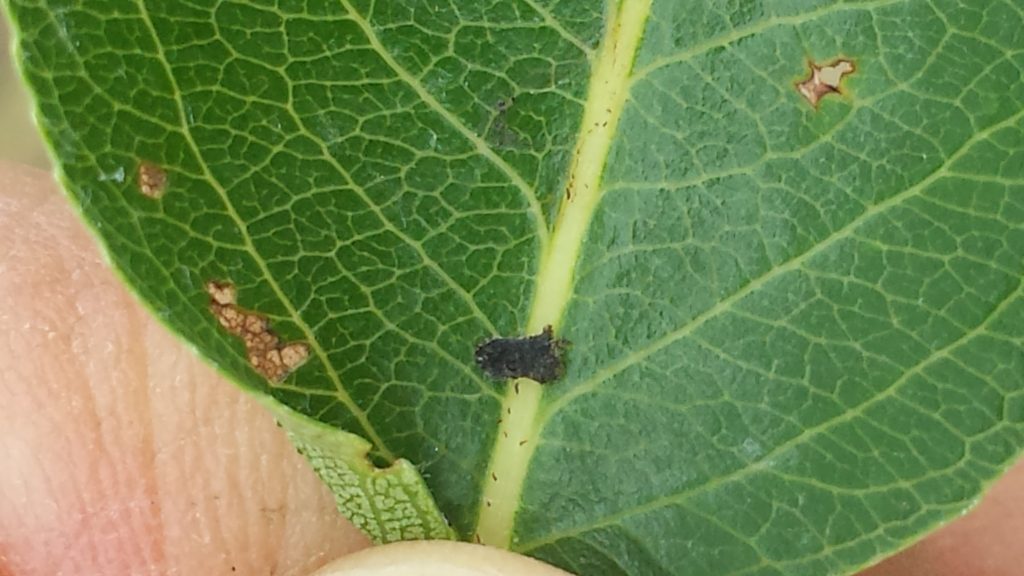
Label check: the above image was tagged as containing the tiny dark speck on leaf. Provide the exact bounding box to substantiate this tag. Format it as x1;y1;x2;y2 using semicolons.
474;325;568;384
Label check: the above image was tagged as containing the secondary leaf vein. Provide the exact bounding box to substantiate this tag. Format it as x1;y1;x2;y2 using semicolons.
133;0;395;460
521;271;1024;551
541;106;1024;424
337;0;551;247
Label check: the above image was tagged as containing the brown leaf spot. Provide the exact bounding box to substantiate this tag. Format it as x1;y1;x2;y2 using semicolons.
280;343;310;370
137;162;168;198
797;58;855;108
205;281;309;382
208;281;236;306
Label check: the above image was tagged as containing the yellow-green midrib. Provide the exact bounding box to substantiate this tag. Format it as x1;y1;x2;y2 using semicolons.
473;0;654;548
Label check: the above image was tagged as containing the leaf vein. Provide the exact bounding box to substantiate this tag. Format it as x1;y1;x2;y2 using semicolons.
520;266;1023;552
337;0;551;247
543;106;1024;422
133;0;396;459
520;0;595;57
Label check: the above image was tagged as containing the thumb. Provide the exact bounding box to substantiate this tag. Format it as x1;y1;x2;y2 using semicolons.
311;541;573;576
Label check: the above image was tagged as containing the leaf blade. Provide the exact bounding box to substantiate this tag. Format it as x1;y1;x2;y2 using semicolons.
6;0;1024;575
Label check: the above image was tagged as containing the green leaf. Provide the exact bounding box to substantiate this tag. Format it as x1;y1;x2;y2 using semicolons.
6;0;1024;574
270;398;455;541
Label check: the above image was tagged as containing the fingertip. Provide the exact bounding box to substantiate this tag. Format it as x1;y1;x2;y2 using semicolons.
310;541;573;576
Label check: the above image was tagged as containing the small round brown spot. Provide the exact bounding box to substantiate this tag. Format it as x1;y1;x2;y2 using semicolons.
137;162;168;198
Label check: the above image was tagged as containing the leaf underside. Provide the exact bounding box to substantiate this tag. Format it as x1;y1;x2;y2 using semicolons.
7;0;1024;575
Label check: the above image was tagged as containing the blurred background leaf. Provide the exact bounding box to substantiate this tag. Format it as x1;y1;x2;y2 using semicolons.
0;7;48;167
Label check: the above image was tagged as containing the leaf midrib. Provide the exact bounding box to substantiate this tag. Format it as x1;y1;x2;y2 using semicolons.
474;0;655;547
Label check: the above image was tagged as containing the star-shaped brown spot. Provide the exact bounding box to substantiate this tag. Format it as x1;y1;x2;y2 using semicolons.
797;59;855;108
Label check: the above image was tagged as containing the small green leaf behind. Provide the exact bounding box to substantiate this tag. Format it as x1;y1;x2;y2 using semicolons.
271;400;454;542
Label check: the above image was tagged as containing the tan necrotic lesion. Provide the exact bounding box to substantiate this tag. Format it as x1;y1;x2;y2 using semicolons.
136;161;168;198
206;281;309;381
797;58;855;108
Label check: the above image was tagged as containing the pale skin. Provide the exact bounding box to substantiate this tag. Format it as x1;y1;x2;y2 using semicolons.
0;160;1020;575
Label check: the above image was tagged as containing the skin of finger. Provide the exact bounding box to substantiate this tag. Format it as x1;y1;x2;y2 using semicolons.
310;541;572;576
0;160;370;575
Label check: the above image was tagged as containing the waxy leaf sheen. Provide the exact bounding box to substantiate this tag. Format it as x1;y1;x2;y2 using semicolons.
6;0;1024;574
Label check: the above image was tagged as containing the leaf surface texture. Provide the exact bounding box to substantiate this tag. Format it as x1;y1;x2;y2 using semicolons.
7;1;1024;574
